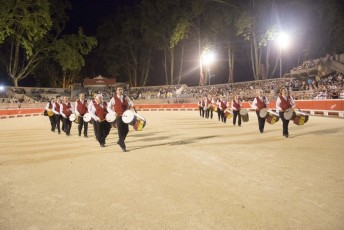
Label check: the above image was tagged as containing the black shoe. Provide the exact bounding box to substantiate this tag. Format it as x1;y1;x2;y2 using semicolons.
283;134;289;138
58;131;61;134
84;135;88;138
100;143;105;147
260;131;263;133
121;147;127;152
78;133;81;136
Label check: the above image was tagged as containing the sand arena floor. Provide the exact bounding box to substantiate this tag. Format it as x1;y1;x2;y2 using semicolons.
0;111;344;230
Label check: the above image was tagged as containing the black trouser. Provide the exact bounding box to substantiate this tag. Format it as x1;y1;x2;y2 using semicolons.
54;114;61;133
116;116;129;148
78;116;88;136
199;107;204;117
233;110;241;126
62;117;72;135
92;119;98;139
218;109;222;121
210;109;213;119
205;108;211;118
220;110;226;123
279;112;290;136
49;115;56;131
96;121;111;145
256;111;265;133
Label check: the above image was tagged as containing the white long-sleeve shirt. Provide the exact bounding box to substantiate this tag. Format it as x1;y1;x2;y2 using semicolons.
276;95;295;112
60;102;74;118
52;102;61;115
251;96;270;110
89;101;104;122
107;95;134;113
45;102;53;111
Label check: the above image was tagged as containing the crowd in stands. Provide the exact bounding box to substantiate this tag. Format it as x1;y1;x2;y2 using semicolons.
1;67;344;105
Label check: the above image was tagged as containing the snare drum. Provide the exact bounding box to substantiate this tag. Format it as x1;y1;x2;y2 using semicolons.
259;108;268;119
283;108;295;120
266;110;280;124
239;108;249;122
212;105;218;112
293;111;309;125
122;110;146;131
224;109;233;119
83;112;92;123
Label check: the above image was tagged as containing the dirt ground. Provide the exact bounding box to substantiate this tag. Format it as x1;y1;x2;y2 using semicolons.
0;111;343;230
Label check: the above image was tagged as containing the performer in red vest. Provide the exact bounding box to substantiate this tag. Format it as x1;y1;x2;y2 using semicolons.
52;95;62;134
75;93;88;138
90;94;111;147
60;96;73;136
197;98;205;117
276;87;295;138
107;87;134;152
251;90;269;133
231;94;242;126
45;98;56;132
88;94;98;140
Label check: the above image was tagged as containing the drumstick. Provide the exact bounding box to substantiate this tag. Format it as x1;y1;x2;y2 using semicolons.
133;106;137;113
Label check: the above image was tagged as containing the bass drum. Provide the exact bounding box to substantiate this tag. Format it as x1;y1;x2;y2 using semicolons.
283;108;295;120
239;108;249;122
266;110;280;124
122;110;146;131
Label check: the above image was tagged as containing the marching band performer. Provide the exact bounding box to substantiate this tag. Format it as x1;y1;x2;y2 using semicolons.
52;96;62;134
251;90;269;133
88;94;98;140
60;96;74;136
219;96;227;123
198;98;205;118
276;87;296;138
45;98;56;132
204;95;212;119
89;94;111;147
231;94;242;126
107;87;134;152
75;93;88;138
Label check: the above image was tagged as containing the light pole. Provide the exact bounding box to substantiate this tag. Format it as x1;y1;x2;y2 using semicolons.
277;32;290;78
201;51;215;85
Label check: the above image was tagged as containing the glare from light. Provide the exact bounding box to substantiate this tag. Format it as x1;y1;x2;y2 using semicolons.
277;32;290;49
0;85;4;91
201;51;215;66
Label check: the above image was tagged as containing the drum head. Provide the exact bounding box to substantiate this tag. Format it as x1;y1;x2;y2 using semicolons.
122;110;135;124
240;108;248;116
106;112;117;123
83;113;92;122
69;113;76;121
284;109;294;120
259;108;267;118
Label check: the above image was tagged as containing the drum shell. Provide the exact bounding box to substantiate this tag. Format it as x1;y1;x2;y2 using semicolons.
259;108;268;119
224;109;233;119
293;111;309;125
239;108;249;122
266;111;279;124
122;110;146;131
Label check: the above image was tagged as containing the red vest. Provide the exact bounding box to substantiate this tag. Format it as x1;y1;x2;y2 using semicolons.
220;101;227;110
48;102;53;109
77;99;88;115
233;100;241;110
93;101;108;120
62;102;72;117
54;102;60;112
279;96;292;111
256;97;267;111
114;95;128;116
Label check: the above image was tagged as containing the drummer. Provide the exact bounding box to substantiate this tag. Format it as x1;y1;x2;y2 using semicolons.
60;96;74;136
107;87;134;152
276;87;296;138
75;93;89;138
89;94;111;147
231;94;242;126
251;89;269;133
45;98;56;132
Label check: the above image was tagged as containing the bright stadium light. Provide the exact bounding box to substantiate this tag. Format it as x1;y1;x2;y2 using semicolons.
201;51;215;85
276;32;291;78
0;85;4;91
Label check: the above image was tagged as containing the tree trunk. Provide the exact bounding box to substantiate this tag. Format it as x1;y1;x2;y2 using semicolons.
265;44;271;79
170;46;174;85
228;43;234;83
164;47;168;85
250;39;256;80
178;44;184;84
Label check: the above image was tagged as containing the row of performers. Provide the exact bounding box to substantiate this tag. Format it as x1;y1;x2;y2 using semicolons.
197;87;309;138
44;87;134;152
